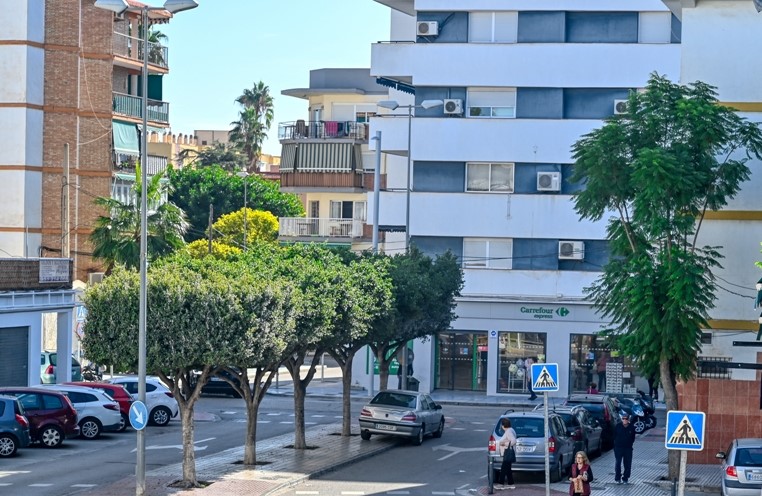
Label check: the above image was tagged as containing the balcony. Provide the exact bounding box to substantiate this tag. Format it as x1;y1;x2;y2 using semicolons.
115;153;168;176
112;32;169;71
280;171;365;190
278;121;368;142
279;218;366;239
113;92;169;125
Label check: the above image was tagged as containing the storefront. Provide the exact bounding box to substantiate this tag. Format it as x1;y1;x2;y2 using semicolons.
436;332;488;391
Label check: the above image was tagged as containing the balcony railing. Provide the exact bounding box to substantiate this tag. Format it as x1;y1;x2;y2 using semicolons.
279;218;365;238
115;153;168;176
112;32;169;69
113;92;169;124
280;171;364;189
278;121;368;141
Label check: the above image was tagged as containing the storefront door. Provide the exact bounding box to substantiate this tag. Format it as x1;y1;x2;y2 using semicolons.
436;332;487;391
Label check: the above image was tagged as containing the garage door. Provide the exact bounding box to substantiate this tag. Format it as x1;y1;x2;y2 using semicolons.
0;327;29;386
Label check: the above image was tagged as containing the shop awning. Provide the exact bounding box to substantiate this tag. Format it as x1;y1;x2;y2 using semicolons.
376;77;415;95
113;121;140;156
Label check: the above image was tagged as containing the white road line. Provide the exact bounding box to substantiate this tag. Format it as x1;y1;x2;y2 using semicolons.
456;484;470;489
0;484;12;487
266;413;280;416
334;415;342;418
222;411;237;414
294;492;319;495
471;421;485;425
451;427;465;430
279;421;294;424
341;492;365;495
473;429;487;432
258;420;270;423
71;484;97;488
311;414;326;417
305;422;317;425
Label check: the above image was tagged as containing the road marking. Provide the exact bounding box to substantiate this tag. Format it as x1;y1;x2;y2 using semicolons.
295;492;319;495
71;484;97;488
279;421;293;424
342;492;365;495
474;429;487;432
0;483;12;487
266;413;280;416
311;414;326;417
472;421;485;425
334;415;342;418
451;427;465;430
222;411;237;414
305;422;317;425
432;443;486;461
135;437;215;452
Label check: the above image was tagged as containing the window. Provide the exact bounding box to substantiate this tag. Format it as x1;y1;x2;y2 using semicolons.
356;111;376;123
467;88;516;118
329;200;366;221
463;238;512;269
469;12;517;43
466;163;514;192
638;12;671;44
497;332;547;394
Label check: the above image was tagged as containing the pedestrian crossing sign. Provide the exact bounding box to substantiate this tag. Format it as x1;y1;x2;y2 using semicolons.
530;363;559;392
665;410;705;451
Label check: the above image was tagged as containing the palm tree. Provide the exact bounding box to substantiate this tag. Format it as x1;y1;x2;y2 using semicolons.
90;164;187;274
178;142;245;171
230;82;274;172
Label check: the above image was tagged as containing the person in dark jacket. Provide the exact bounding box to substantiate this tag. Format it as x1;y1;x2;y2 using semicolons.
613;413;637;484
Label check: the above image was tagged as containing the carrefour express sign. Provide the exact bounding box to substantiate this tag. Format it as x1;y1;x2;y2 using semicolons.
520;306;570;320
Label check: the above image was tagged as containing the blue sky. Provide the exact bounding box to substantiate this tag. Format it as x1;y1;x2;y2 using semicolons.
161;1;391;156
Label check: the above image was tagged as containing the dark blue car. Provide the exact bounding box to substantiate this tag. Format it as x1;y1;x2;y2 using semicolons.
0;395;31;457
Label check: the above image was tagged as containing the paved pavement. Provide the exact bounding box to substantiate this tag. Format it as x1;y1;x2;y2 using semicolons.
79;365;723;495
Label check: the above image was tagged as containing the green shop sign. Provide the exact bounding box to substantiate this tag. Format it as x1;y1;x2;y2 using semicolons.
519;306;570;320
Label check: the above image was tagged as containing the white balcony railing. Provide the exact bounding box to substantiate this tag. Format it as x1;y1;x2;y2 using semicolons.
279;218;364;238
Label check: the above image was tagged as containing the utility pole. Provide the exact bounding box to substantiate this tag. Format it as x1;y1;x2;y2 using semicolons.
208;204;213;253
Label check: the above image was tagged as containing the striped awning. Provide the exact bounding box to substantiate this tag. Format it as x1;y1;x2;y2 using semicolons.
376;77;415;95
281;143;358;172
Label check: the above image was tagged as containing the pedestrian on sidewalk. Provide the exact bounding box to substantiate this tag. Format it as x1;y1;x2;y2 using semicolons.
613;413;636;484
587;383;599;394
569;451;593;496
525;357;538;400
495;417;517;490
595;353;608;392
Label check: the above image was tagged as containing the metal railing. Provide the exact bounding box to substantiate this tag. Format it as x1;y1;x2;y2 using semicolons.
279;218;364;238
278;121;368;141
696;357;732;379
113;92;169;124
112;32;169;69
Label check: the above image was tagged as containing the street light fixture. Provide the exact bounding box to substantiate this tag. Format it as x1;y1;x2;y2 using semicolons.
94;2;198;496
236;171;249;251
376;99;443;252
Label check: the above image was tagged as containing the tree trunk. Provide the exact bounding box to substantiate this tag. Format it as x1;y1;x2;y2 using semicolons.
285;351;321;449
377;347;391;391
244;397;260;465
240;365;276;466
180;406;198;487
661;358;680;480
340;354;354;436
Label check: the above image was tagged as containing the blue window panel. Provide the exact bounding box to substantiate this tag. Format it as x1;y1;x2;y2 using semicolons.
671;14;682;43
412;237;464;263
518;11;566;43
564;88;631;119
418;12;469;43
513;239;559;270
566;12;638;43
516;88;564;119
415;162;465;193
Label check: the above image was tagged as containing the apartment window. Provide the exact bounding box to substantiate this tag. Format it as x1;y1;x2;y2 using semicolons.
466;163;514;193
638;12;671;43
356;111;376;123
469;12;518;43
467;88;516;118
463;238;512;269
330;200;367;221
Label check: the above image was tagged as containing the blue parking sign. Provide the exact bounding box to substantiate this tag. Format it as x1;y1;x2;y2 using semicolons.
129;401;149;431
665;410;705;451
530;363;559;392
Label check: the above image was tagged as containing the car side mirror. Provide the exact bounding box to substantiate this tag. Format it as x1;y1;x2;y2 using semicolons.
434;404;442;410
716;452;726;460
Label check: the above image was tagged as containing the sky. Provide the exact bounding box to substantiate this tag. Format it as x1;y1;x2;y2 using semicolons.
161;1;392;157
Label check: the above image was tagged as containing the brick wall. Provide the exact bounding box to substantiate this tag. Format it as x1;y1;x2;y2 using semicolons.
0;259;72;291
677;354;762;463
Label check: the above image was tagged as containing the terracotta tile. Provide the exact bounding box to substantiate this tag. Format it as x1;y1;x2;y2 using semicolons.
708;397;724;415
697;380;709;396
706;414;721;433
684;380;697;395
721;414;735;435
708;380;722;398
734;415;748;438
696;395;709;412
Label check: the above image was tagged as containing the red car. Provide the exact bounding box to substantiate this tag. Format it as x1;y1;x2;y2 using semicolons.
66;382;132;432
0;387;79;448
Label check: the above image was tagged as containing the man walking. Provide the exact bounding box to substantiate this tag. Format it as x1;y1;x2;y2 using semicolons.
614;413;636;484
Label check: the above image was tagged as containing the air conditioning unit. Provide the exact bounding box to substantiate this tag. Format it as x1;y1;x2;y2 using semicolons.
443;99;463;115
559;241;585;261
614;99;628;115
417;21;439;36
537;171;561;192
88;272;105;285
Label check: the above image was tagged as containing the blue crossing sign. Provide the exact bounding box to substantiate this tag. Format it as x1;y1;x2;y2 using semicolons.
665;410;705;451
129;400;149;431
530;363;559;392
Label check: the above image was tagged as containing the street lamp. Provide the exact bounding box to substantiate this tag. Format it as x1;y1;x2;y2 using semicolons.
236;170;249;250
94;2;198;496
376;99;443;252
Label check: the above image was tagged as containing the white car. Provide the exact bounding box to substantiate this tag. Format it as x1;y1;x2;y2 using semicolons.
106;376;179;426
41;385;121;439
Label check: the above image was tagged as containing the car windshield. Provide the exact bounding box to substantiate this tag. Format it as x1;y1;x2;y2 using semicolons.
497;417;545;438
735;448;762;467
370;392;417;409
558;413;575;426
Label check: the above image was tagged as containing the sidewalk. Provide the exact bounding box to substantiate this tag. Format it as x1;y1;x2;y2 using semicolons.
82;366;722;495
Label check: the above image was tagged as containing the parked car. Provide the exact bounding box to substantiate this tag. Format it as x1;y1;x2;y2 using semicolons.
535;404;603;456
358;389;444;446
0;395;30;457
66;381;132;432
487;410;575;492
716;438;762;496
40;351;82;384
563;394;620;450
42;385;121;439
0;387;79;448
106;376;178;426
192;368;245;398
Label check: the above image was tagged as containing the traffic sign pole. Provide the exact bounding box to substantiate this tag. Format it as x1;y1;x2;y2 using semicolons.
678;450;687;496
530;363;559;496
544;391;550;496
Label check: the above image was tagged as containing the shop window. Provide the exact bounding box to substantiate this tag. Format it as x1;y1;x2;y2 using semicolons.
497;332;546;394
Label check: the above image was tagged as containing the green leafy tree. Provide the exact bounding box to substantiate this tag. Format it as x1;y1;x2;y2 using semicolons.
370;247;464;391
230;81;274;171
167;165;304;242
90;165;187;273
178;142;245;172
186;239;241;259
570;73;762;479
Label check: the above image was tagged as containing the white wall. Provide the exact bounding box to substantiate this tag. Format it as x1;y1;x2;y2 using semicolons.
0;0;45;42
415;0;671;12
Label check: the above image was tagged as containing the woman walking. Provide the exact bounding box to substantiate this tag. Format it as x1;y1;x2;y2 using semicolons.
569;451;593;496
495;418;517;490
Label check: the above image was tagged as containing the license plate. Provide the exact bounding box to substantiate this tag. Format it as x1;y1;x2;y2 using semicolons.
747;473;762;481
515;446;534;453
376;424;396;431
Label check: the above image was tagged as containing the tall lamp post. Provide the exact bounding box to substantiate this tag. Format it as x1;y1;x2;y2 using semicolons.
93;2;198;495
376;99;443;253
236;170;249;250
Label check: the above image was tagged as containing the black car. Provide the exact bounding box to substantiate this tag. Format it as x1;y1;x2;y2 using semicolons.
563;394;619;450
536;404;603;456
193;368;246;398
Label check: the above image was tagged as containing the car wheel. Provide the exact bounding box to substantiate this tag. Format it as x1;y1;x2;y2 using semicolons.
433;418;444;438
412;425;424;446
0;434;18;457
633;418;646;434
80;417;102;439
360;430;371;441
550;459;563;483
118;413;128;432
40;425;64;448
150;406;171;426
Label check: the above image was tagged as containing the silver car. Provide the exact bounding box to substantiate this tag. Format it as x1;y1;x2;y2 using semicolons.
358;389;444;446
716;438;762;496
